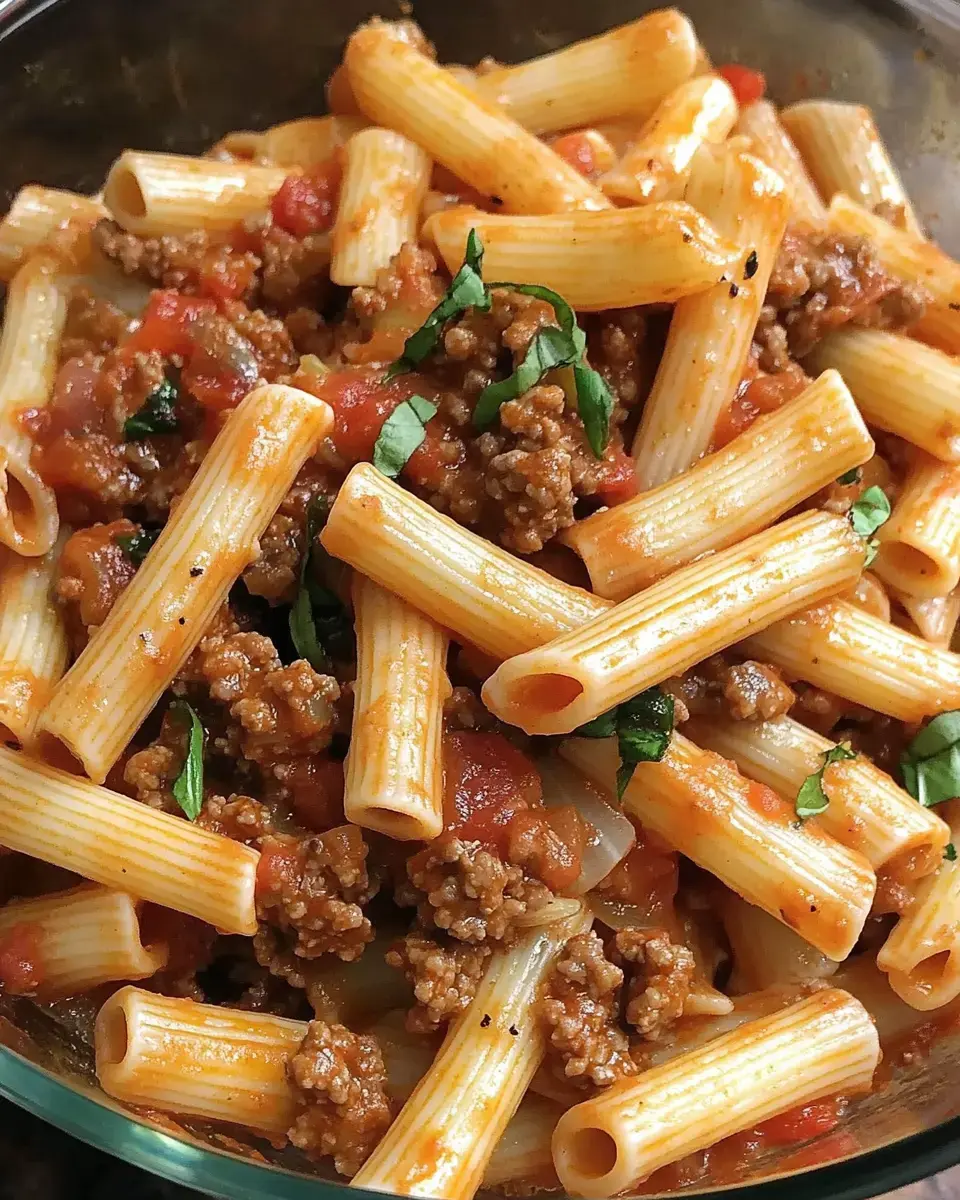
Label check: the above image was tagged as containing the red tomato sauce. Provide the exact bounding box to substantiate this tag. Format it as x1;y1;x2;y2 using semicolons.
550;131;599;178
718;63;768;106
270;161;342;237
0;921;43;994
442;730;543;851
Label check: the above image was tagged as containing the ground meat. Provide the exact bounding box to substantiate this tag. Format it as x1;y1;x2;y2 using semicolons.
219;300;299;380
93;218;260;301
256;826;379;962
59;287;131;359
664;656;795;723
386;929;491;1032
197;794;274;843
194;630;339;763
55;519;139;652
287;1020;392;1177
257;223;332;311
614;927;695;1041
402;836;552;944
540;931;636;1089
755;229;928;366
241;462;332;603
122;711;187;813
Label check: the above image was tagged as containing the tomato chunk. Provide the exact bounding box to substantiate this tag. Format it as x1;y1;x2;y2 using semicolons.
313;368;439;466
551;131;599;178
270;162;341;237
443;731;543;850
124;290;217;357
718;64;767;106
0;922;42;994
756;1098;846;1145
594;444;640;506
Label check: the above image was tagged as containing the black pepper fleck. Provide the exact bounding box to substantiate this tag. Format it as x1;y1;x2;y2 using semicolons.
190;567;204;577
729;282;740;298
480;1014;491;1028
744;250;759;279
178;617;186;626
508;1024;519;1037
682;231;693;244
950;302;960;312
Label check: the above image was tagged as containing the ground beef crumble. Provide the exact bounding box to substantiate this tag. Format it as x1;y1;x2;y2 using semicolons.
287;1020;392;1176
256;826;379;962
664;655;795;723
541;931;636;1090
55;519;139;652
197;794;274;843
385;928;491;1032
614;927;695;1041
401;836;552;944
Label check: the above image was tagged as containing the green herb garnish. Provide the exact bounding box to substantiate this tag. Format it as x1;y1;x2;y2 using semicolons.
115;527;160;566
837;467;862;486
945;843;957;862
289;496;353;671
576;687;674;800
385;229;489;380
901;711;960;808
849;485;891;566
171;700;204;821
123;375;179;440
795;742;857;820
373;394;438;479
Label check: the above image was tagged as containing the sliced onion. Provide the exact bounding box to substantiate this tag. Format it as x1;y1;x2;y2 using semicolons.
513;896;584;929
587;893;669;930
538;756;635;896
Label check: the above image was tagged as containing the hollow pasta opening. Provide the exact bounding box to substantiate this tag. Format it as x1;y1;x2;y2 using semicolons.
879;542;942;590
98;1002;130;1067
507;673;584;716
364;808;430;841
908;949;954;993
565;1126;619;1181
109;167;148;220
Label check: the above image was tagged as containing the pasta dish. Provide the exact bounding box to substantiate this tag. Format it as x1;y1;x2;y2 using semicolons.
2;9;960;1197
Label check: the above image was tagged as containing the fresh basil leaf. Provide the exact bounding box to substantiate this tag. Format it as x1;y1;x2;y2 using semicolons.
123;374;179;440
115;527;160;566
171;700;205;821
901;711;960;807
616;761;637;801
795;742;856;820
837;467;862;486
289;496;353;671
474;326;581;428
946;842;957;862
849;486;891;538
487;281;585;353
574;363;614;458
575;709;619;739
372;394;438;479
385;230;490;380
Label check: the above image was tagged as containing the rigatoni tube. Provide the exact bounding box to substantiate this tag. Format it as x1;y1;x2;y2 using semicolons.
471;10;698;135
482;512;865;736
720;892;839;994
872;453;960;598
0;886;168;998
103;151;289;237
425;202;743;311
688;715;949;881
39;384;332;782
746;599;960;723
599;75;737;204
96;988;304;1133
878;803;960;1011
344;24;609;215
552;989;879;1197
560;734;875;960
0;746;259;934
258;115;367;167
781;101;921;235
351;908;588;1200
805;329;960;463
320;464;610;661
0;254;69;556
0;534;69;748
735;100;827;229
344;575;451;841
565;370;872;600
331;128;431;287
630;147;789;487
0;184;106;281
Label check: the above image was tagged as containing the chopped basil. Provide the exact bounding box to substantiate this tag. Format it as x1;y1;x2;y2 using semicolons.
289;496;353;672
372;394;438;478
848;485;891;566
384;229;490;380
901;711;960;808
473;326;581;428
946;843;957;862
574;363;615;458
795;742;856;820
115;527;160;566
171;700;205;821
576;686;674;800
123;374;179;440
836;467;862;486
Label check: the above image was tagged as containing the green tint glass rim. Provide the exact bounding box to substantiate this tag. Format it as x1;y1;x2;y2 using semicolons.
3;1043;960;1200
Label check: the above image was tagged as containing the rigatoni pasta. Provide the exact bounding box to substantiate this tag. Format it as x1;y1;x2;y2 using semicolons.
0;184;106;281
735;99;827;228
872;453;960;598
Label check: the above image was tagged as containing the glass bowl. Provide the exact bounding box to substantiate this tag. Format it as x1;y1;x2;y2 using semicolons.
2;0;960;1196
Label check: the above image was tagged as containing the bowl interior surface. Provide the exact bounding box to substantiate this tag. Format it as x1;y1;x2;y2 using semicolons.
1;0;960;1197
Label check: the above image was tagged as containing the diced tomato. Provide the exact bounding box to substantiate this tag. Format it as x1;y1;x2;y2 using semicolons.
598;827;678;910
712;364;809;449
28;356;105;440
270;161;341;237
197;249;259;302
313;368;439;466
550;131;598;178
124;290;217;357
756;1098;846;1145
507;804;586;892
443;730;543;851
255;839;303;895
283;756;345;832
0;922;42;994
594;444;640;507
718;63;767;106
181;350;254;413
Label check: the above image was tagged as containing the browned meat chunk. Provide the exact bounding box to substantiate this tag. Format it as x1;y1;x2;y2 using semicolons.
614;927;695;1041
386;929;491;1031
